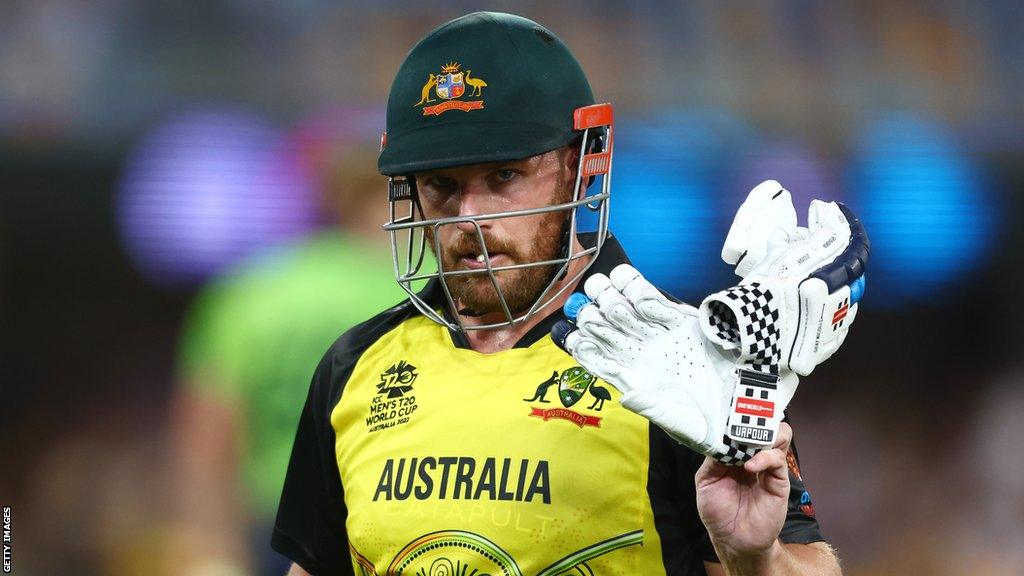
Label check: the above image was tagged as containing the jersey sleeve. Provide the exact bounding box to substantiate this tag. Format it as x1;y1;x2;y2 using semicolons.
646;425;723;573
271;352;354;576
777;441;824;544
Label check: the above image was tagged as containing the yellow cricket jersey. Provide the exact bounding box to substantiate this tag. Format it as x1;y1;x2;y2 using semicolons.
272;236;823;576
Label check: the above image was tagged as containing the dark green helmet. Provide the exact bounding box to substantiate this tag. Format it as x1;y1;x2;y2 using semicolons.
378;12;596;176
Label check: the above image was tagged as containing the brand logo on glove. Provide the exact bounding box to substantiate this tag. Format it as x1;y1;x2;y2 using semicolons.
734;398;775;417
730;425;774;443
727;371;780;447
832;298;849;330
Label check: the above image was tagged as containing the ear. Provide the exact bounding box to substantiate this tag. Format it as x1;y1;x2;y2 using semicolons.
561;144;581;173
557;145;581;195
558;143;586;200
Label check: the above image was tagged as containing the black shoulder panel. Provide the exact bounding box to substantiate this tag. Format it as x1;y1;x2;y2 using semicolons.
272;298;418;575
318;299;421;414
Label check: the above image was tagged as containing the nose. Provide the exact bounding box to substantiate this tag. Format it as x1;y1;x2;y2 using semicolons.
453;182;493;234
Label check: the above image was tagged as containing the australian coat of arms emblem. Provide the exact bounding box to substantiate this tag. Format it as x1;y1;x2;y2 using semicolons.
415;62;487;116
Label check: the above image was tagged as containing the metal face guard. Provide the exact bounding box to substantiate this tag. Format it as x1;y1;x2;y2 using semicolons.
381;103;615;332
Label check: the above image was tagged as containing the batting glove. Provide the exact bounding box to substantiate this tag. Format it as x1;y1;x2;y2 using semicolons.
701;179;870;378
552;265;785;464
695;180;869;450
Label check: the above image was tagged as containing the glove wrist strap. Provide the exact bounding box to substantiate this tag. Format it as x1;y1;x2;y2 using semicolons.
726;368;781;448
700;283;783;374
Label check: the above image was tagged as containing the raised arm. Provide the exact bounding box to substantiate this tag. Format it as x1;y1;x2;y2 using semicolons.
697;423;842;575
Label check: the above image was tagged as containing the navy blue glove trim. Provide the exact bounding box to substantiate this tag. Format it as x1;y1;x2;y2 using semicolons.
809;202;870;293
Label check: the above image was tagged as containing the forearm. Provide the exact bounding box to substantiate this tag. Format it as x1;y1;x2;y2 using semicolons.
716;540;841;576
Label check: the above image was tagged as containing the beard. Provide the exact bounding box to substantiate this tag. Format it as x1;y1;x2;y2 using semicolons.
425;193;570;319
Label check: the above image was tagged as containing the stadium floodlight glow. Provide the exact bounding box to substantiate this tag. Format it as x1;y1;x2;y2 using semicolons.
117;106;317;289
607;110;754;301
850;113;998;305
731;142;842;215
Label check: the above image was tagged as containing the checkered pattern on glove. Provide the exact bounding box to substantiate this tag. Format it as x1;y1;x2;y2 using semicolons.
709;283;782;375
714;435;760;465
706;300;740;344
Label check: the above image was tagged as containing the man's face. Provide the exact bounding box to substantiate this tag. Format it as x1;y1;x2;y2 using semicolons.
416;147;577;317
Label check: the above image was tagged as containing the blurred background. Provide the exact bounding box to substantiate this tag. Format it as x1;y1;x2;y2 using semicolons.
1;1;1021;575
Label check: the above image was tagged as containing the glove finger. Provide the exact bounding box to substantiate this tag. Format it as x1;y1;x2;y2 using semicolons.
575;301;610;329
742;225;801;280
574;304;640;365
579;322;644;365
810;207;869;294
734;184;798;277
564;332;628;388
807;199;846;235
806;218;848;264
722;180;796;270
770;218;848;279
583;272;662;339
634;297;690;329
722;180;778;265
609;264;694;328
582;272;612;301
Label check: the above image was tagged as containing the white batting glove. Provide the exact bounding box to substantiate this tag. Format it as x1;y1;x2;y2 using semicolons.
552;265;794;464
696;180;868;449
721;180;806;278
701;180;869;377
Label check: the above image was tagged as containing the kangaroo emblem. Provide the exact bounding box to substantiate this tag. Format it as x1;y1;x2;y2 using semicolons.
587;383;611;411
524;370;559;403
416;73;437;105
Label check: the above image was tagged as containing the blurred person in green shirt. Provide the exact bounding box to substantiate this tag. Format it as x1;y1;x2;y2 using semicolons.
165;141;408;576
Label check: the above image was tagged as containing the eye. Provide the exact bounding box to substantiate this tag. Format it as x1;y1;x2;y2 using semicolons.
494;168;517;182
424;176;458;193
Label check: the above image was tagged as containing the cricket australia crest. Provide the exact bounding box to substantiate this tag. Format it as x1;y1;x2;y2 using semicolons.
558;366;596;408
415;61;487;116
524;367;608;429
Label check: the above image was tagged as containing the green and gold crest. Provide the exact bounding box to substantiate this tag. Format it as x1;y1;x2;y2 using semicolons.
558;366;596;408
